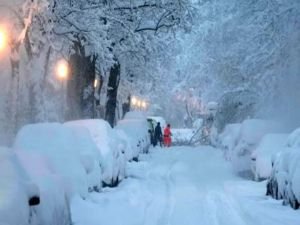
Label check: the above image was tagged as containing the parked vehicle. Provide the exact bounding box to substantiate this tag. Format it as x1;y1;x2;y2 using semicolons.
65;119;126;187
63;124;103;191
116;112;150;158
250;134;288;181
0;147;41;225
266;128;300;209
14;123;90;198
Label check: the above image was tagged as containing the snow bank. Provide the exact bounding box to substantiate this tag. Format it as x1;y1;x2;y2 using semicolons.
0;147;35;225
251;134;288;180
14;123;89;198
65;119;125;186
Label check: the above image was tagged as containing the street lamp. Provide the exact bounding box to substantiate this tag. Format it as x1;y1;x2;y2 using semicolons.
0;27;8;51
137;100;142;109
131;96;137;107
55;59;69;122
94;78;98;88
141;101;147;109
56;59;69;80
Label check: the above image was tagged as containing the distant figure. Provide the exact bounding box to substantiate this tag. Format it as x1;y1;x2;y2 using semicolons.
154;122;163;147
163;124;172;147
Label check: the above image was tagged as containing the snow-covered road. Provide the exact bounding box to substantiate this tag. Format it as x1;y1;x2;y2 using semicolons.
71;146;300;225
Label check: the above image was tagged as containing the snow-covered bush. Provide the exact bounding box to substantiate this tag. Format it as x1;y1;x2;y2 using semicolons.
230;119;281;176
65;119;125;187
16;151;71;225
14;123;89;198
116;112;150;157
267;128;300;209
0;147;40;225
251;134;288;181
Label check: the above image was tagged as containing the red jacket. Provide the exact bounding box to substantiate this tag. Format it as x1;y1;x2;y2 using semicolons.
164;127;171;137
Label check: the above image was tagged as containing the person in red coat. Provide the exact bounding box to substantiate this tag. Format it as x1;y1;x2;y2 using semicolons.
163;124;172;147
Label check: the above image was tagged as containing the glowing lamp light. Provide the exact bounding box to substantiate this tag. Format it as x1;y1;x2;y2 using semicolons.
0;29;7;51
56;59;69;80
141;101;147;109
94;79;98;88
137;100;142;108
131;96;137;106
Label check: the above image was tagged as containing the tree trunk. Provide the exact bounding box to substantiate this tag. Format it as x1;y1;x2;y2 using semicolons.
67;40;97;121
105;62;120;127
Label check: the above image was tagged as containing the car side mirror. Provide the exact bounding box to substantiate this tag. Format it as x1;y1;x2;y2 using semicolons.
29;196;40;206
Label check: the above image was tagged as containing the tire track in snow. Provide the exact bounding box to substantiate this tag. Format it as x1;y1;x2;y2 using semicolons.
205;191;249;225
142;156;177;225
157;159;177;225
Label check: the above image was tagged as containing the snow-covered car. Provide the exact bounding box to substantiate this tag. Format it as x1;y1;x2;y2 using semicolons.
230;119;281;176
147;116;167;130
250;134;288;181
116;112;150;157
114;128;135;161
0;147;41;225
16;150;72;225
14;123;89;198
63;124;103;191
267;128;300;209
65;119;126;187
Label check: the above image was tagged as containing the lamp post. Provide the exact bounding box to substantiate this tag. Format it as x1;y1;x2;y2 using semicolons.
55;59;69;121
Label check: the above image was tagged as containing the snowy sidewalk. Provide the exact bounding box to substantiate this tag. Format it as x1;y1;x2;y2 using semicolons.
71;146;300;225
